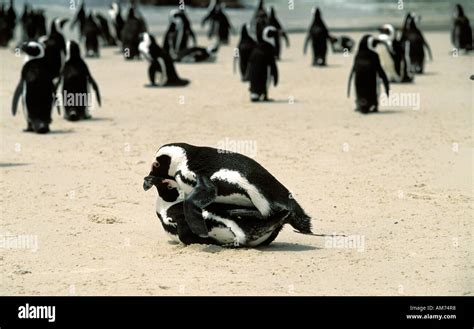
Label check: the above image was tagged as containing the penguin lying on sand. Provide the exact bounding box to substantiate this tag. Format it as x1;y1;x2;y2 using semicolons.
147;177;289;247
143;143;312;238
174;43;219;63
139;32;189;87
330;35;355;53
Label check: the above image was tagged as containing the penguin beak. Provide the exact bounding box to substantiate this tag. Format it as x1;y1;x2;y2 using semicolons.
143;175;160;191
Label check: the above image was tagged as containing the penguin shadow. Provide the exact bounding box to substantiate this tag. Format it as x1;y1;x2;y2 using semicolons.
310;64;343;68
0;162;31;168
418;71;437;76
370;109;405;115
257;242;319;252
48;129;75;134
85;117;114;122
143;84;190;88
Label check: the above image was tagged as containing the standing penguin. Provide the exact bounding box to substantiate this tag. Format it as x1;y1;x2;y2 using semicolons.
202;1;233;45
121;6;147;60
143;143;312;238
268;6;289;60
108;2;124;43
347;35;390;114
12;42;54;133
246;25;278;102
70;0;85;40
83;13;101;58
304;7;332;66
250;0;268;38
376;24;413;83
146;177;289;247
163;9;197;60
43;18;68;80
400;13;432;74
234;24;257;81
452;4;472;52
96;13;116;46
57;41;101;121
138;32;189;87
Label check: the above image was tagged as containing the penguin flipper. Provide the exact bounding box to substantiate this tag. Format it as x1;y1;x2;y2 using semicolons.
282;31;290;48
270;60;278;86
377;62;390;96
89;76;101;106
12;80;23;116
303;34;310;54
183;176;217;237
347;66;354;98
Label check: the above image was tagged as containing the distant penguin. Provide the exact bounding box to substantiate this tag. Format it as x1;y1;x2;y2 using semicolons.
246;25;278;102
234;24;257;81
83;13;101;58
121;6;147;60
96;13;117;46
175;43;219;63
0;0;16;46
330;35;355;53
452;4;472;52
143;143;312;238
146;177;289;247
138;32;189;87
21;6;46;42
43;18;68;80
347;35;390;114
304;7;332;66
57;41;101;121
163;9;197;60
376;24;413;83
268;6;289;60
12;42;54;134
70;0;86;40
108;2;124;43
251;0;268;38
400;12;432;74
202;1;233;45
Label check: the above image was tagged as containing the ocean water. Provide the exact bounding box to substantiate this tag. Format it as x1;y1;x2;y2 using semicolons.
7;0;474;34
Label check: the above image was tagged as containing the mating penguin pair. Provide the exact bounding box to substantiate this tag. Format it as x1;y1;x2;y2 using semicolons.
348;35;390;114
143;143;312;245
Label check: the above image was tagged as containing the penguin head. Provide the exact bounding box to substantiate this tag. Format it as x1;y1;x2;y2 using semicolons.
155;179;181;202
312;7;322;20
66;40;81;61
262;25;278;48
455;4;465;17
20;41;45;61
358;34;380;53
378;24;396;41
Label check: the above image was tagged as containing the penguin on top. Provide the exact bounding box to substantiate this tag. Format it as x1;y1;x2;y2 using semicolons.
304;7;333;66
347;35;390;114
163;9;197;60
201;0;234;45
452;4;472;52
400;12;432;74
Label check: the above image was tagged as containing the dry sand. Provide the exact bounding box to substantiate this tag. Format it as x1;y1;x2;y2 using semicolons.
0;32;472;295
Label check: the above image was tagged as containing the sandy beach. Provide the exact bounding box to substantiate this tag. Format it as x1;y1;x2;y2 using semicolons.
0;31;472;296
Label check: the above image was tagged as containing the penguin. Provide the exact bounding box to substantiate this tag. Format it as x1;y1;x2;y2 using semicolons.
201;1;233;45
400;12;432;74
347;35;390;114
174;43;219;63
70;0;85;40
121;6;147;60
83;13;101;58
268;6;289;60
304;7;332;66
95;13;117;47
376;24;413;83
142;143;312;238
250;0;268;39
0;0;16;47
146;177;289;247
330;35;355;53
163;9;197;60
21;6;46;42
138;32;189;87
245;25;278;102
57;41;101;121
108;2;124;43
43;18;68;80
452;4;472;52
12;41;55;134
234;24;257;81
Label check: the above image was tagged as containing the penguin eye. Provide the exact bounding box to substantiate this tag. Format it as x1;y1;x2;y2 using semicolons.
153;161;160;168
167;184;173;190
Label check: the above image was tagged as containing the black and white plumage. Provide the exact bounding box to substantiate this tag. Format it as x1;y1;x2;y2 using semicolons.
347;35;390;114
201;0;233;45
174;44;219;63
12;42;54;134
20;5;46;42
400;13;432;74
70;0;85;40
250;0;269;39
163;9;197;60
234;24;257;81
108;2;124;43
376;24;413;83
57;41;101;121
148;178;288;247
268;6;289;60
304;7;332;66
143;143;312;238
330;35;355;53
96;13;117;47
138;32;189;87
42;18;68;80
120;6;147;60
452;4;472;52
83;13;101;58
0;0;16;47
246;25;278;102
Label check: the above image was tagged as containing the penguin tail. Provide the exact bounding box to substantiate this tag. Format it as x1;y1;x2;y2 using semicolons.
288;201;312;234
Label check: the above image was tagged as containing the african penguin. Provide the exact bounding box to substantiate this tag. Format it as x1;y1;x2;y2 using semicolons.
234;24;257;81
174;43;219;63
138;32;189;87
143;143;312;238
70;0;86;40
95;13;117;47
304;7;332;66
20;5;46;42
0;0;16;47
146;177;288;247
121;6;147;60
330;35;355;53
201;1;233;45
108;2;124;43
163;9;197;60
452;4;472;52
245;25;279;102
12;41;55;134
83;13;101;58
57;41;101;121
43;18;68;80
400;12;432;74
268;6;289;60
250;0;268;39
347;35;390;114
